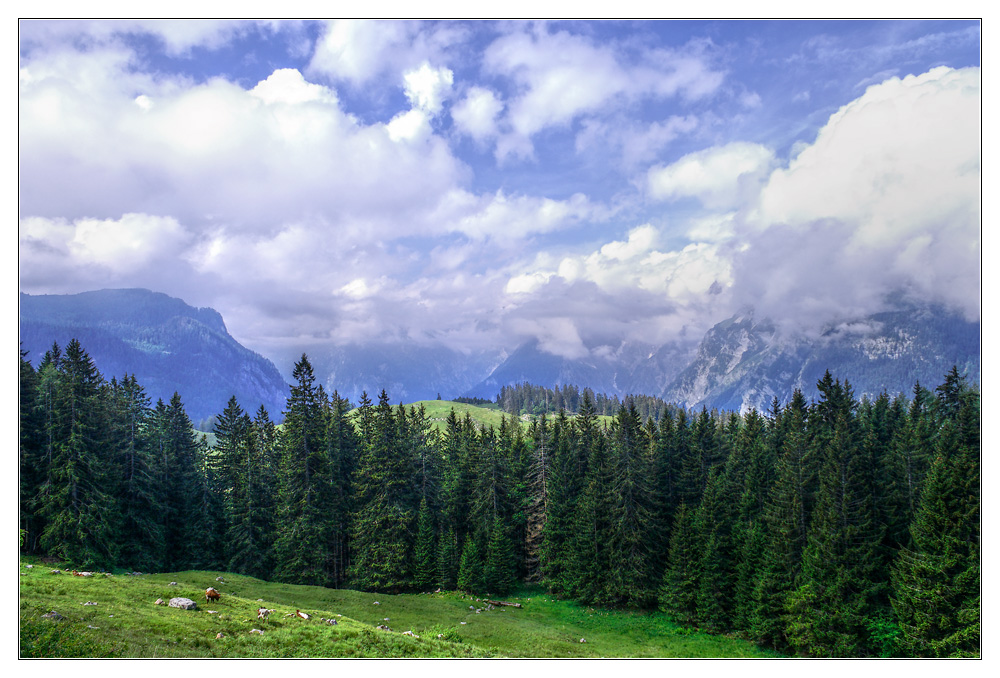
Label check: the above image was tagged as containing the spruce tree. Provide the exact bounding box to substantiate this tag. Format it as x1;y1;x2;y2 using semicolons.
569;433;614;605
695;468;735;631
891;375;980;657
19;347;44;554
658;501;700;625
413;497;438;591
274;355;335;586
349;391;417;591
37;339;119;569
457;534;485;593
606;401;655;607
751;390;814;651
438;526;460;590
108;374;164;572
484;514;516;595
789;377;884;656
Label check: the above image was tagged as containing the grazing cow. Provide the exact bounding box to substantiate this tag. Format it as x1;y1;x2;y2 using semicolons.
295;609;310;620
205;587;221;603
257;607;272;621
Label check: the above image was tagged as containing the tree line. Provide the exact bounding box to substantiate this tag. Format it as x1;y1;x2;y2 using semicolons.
496;381;679;422
19;340;979;657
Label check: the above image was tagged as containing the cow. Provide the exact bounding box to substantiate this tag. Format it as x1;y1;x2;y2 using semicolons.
257;607;273;621
205;587;221;603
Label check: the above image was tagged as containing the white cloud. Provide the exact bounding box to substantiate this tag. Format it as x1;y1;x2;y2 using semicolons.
647;142;776;210
308;20;414;85
307;20;465;90
735;65;981;329
451;87;503;143
386;109;432;142
483;25;724;162
250;68;339;106
403;62;453;114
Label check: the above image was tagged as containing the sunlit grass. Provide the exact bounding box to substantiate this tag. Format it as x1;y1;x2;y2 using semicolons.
19;556;777;658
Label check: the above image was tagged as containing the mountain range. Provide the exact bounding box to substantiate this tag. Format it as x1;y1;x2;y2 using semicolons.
19;289;980;423
19;289;289;426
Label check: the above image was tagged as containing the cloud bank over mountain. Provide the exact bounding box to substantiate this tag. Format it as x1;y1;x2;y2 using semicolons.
19;20;980;377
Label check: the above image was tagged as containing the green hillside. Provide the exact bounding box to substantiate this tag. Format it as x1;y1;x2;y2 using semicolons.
409;399;614;432
19;556;776;658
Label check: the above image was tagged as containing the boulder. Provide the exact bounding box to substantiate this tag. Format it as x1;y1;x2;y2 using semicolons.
168;597;197;610
41;611;64;621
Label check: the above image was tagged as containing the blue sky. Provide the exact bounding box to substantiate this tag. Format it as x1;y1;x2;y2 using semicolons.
18;19;982;372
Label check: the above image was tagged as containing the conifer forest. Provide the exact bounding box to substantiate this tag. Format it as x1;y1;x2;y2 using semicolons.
19;340;980;658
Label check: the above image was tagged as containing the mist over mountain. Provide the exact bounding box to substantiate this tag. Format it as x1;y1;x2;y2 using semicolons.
19;289;289;426
467;303;979;412
19;289;980;423
297;342;503;405
660;306;981;413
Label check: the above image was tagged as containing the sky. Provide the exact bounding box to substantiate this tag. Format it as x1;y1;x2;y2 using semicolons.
18;19;982;373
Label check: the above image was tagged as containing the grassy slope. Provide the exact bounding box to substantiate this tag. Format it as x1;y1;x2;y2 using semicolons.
19;556;777;659
411;400;615;433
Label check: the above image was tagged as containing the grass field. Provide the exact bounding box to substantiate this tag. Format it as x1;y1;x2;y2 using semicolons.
410;400;616;433
18;555;778;659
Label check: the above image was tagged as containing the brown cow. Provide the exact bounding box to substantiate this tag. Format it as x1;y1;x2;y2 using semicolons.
205;587;221;603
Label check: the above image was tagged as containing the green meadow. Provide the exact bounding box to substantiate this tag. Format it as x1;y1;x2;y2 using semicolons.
19;556;778;658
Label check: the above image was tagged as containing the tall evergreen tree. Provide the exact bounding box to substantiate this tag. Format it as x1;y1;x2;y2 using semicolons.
891;374;980;657
349;391;417;591
413;497;438;591
108;374;164;572
37;339;119;570
325;391;358;587
658;501;700;625
751;390;814;651
789;376;884;656
274;355;335;586
19;347;45;554
606;401;655;607
570;432;614;605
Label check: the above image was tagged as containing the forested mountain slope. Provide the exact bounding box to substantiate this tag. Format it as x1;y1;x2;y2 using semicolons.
19;289;288;425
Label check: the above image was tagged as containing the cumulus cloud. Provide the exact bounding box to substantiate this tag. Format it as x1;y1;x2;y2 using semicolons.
451;87;503;143
403;62;453;114
18;22;980;378
483;25;724;161
647;142;776;210
307;19;465;90
739;65;981;328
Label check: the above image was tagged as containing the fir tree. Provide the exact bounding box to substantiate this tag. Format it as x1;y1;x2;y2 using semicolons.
790;377;884;656
658;501;700;625
606;401;655;607
37;339;119;569
484;514;517;595
108;375;164;572
891;377;980;657
438;526;460;590
569;433;614;605
413;497;438;591
349;391;417;592
457;535;485;593
274;355;335;586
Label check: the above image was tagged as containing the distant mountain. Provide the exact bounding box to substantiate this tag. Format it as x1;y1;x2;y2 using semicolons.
19;289;289;426
663;306;981;413
462;339;695;401
465;305;980;413
20;289;980;422
302;342;502;406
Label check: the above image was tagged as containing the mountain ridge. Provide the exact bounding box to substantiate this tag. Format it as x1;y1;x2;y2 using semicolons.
19;289;980;420
19;289;289;426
